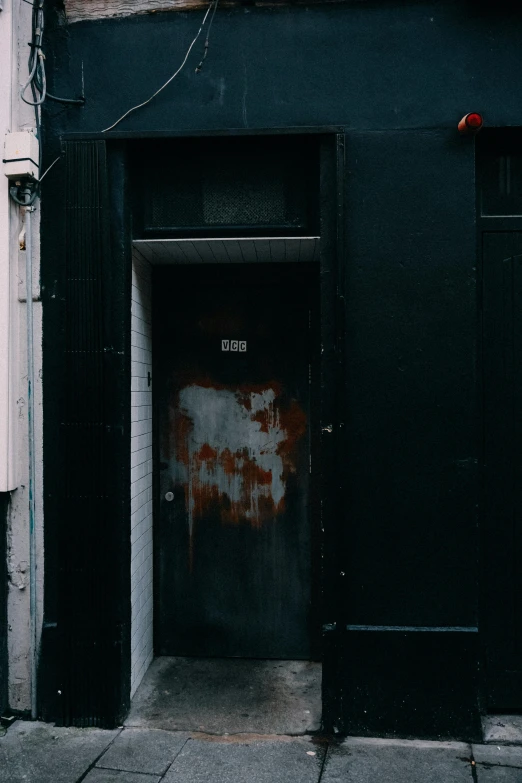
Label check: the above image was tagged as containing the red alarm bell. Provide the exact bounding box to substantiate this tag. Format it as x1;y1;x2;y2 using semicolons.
458;113;484;134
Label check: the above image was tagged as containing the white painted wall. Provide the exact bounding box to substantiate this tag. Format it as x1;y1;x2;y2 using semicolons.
0;0;17;492
130;246;154;697
1;0;44;713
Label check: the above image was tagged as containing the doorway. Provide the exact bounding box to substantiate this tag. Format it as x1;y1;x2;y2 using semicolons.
128;248;322;733
127;133;327;732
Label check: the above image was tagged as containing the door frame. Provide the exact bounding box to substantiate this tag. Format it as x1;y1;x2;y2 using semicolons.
142;133;346;728
132;130;348;729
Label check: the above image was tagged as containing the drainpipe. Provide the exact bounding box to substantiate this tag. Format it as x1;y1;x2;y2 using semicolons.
23;190;38;721
9;179;39;720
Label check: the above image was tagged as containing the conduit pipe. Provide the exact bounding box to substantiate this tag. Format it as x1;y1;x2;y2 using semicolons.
25;201;38;720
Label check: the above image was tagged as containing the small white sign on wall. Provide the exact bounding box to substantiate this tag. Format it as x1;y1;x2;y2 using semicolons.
222;340;247;352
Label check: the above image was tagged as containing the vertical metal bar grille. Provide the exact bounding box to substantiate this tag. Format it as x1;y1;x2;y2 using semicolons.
59;141;118;727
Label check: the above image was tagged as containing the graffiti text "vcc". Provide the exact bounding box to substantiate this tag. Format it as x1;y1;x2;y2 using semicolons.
222;340;247;352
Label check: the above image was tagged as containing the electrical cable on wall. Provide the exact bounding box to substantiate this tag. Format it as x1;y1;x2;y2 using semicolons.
195;0;220;73
8;154;59;205
102;0;220;133
12;0;84;206
20;0;85;110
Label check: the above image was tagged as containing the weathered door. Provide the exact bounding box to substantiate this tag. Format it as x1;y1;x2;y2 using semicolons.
155;264;314;659
482;232;522;707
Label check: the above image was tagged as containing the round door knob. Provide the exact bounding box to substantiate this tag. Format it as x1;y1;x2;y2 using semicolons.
165;491;174;502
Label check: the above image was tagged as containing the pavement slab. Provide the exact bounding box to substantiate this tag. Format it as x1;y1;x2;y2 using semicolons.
4;718;522;783
321;737;474;783
96;728;188;775
483;716;522;745
0;720;119;783
162;735;325;783
84;771;161;783
126;657;321;734
475;768;522;783
473;743;522;768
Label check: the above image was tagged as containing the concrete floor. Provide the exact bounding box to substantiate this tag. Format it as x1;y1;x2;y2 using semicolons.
126;657;322;735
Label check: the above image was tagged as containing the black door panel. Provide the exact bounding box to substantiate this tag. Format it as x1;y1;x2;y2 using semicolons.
155;264;315;659
482;232;522;707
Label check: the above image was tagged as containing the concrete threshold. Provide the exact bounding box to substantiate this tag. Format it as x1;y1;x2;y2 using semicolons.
127;657;322;735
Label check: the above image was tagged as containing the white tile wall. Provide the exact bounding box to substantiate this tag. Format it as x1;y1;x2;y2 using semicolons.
130;246;154;697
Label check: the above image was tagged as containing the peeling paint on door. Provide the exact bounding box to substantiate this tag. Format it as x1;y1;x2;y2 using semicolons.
156;265;314;658
171;380;306;551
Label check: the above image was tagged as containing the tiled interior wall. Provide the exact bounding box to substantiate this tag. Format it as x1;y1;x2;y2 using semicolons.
130;247;153;697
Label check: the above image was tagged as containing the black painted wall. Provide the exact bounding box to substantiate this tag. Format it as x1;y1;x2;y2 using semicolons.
44;2;522;137
0;493;8;716
341;129;479;738
343;129;476;628
40;0;522;737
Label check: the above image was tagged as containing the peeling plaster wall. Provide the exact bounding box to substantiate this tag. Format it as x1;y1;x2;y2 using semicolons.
7;297;43;714
0;493;8;714
130;246;153;697
0;0;15;717
2;0;44;715
65;0;207;23
64;0;337;24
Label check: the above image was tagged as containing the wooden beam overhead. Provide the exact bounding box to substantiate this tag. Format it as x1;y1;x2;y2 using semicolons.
65;0;212;23
65;0;345;24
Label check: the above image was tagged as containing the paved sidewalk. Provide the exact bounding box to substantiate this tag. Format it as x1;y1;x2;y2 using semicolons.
2;720;522;783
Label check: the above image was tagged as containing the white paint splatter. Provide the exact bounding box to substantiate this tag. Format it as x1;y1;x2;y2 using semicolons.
174;385;288;531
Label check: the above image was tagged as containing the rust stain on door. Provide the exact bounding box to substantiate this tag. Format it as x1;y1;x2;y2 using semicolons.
170;378;306;559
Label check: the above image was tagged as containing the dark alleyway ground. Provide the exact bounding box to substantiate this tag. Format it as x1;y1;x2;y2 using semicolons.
1;660;522;782
2;719;522;783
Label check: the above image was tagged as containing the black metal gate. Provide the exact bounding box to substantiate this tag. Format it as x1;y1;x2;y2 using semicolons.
43;140;131;727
